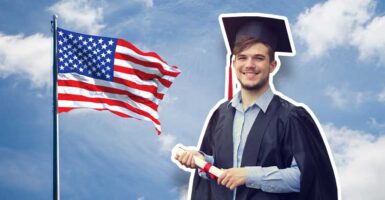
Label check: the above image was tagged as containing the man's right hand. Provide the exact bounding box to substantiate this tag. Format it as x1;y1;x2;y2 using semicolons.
174;150;204;169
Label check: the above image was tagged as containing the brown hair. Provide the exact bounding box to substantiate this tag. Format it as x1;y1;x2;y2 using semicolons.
232;36;275;62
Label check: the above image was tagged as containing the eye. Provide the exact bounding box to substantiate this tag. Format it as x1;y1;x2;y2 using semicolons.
237;56;246;61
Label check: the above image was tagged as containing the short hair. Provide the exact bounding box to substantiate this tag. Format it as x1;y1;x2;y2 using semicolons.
232;36;275;62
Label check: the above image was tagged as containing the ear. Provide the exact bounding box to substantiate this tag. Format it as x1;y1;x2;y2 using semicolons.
269;60;277;73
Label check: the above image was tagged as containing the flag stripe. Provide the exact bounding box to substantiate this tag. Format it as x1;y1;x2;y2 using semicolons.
117;39;167;64
58;73;161;103
114;66;172;87
58;86;158;115
58;94;161;124
114;52;180;77
58;79;159;110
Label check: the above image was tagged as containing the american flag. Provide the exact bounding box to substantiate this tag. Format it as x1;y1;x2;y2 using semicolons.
56;27;181;134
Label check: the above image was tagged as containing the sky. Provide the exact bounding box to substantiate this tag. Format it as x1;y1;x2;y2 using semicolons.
1;0;385;199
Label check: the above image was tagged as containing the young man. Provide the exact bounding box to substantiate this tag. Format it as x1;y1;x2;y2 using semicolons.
175;14;338;200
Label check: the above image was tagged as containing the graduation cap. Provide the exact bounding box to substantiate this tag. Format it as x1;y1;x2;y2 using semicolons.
220;13;295;55
218;13;296;100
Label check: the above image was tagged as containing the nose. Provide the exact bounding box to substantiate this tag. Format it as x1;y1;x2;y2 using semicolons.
245;57;256;68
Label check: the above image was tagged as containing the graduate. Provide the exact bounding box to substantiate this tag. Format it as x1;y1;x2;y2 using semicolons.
175;13;338;200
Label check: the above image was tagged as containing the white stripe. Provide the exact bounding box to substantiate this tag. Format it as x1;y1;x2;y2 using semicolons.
114;58;176;81
58;73;160;102
58;86;159;118
58;100;161;131
113;71;168;94
115;45;179;73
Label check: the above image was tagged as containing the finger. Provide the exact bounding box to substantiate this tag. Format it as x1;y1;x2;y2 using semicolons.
217;171;226;185
181;152;189;164
186;153;193;167
221;174;230;186
190;154;196;168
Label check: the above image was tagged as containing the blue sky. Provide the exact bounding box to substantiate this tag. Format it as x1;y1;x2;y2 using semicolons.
1;0;385;199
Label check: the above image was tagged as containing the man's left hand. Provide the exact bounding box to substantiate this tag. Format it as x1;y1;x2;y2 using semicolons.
217;168;246;190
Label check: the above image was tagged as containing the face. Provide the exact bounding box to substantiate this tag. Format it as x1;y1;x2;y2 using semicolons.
233;43;276;92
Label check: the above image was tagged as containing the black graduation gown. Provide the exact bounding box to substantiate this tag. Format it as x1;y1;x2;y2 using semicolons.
191;95;338;200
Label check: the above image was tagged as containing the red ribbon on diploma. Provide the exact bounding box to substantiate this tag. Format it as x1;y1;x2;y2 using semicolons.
200;162;216;179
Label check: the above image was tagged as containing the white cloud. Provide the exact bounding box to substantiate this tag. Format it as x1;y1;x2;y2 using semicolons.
294;0;375;58
323;123;385;200
142;0;154;8
0;32;51;87
48;0;105;34
178;184;188;200
368;117;385;130
157;132;176;154
324;86;366;109
377;88;385;103
352;16;385;63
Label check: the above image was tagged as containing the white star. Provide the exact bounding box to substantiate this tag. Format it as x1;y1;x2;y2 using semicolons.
102;44;107;49
98;38;103;44
106;74;111;79
78;35;83;40
101;53;106;57
108;40;114;45
106;50;112;54
69;59;73;63
69;34;73;39
59;49;63;53
106;58;111;63
106;66;111;71
79;68;84;72
89;37;94;42
83;40;88;45
59;66;64;70
59;57;64;62
58;40;63;45
58;31;63;36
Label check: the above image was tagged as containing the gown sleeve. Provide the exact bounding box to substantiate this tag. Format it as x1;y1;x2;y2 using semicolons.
284;107;338;200
190;105;221;200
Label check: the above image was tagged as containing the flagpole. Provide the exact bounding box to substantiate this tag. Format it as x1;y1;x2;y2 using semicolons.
51;15;60;200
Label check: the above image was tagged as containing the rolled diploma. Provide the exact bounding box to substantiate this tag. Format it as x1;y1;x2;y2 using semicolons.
173;146;223;177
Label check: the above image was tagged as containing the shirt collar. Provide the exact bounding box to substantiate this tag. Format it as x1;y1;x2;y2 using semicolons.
228;87;274;113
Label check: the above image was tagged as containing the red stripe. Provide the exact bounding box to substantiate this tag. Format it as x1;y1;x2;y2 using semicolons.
57;80;159;110
117;39;167;64
114;77;164;99
58;93;161;125
114;52;180;77
114;65;172;87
